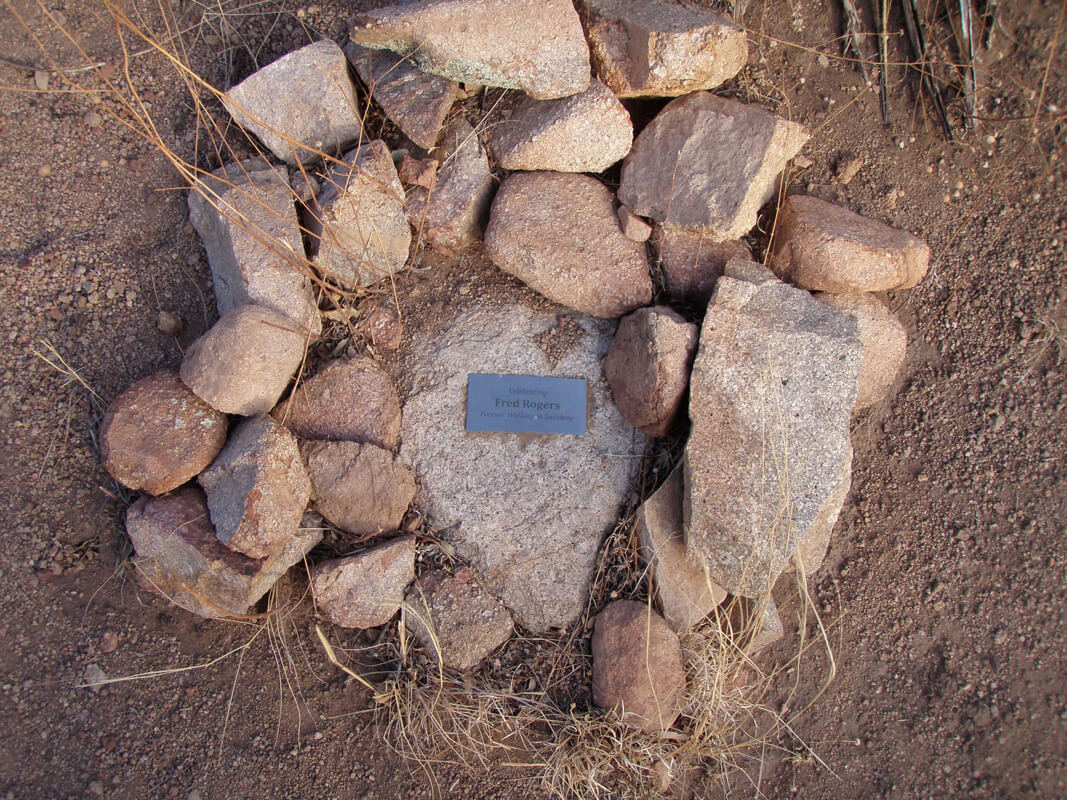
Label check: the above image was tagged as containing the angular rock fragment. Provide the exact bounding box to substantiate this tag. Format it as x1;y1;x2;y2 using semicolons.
306;140;410;288
790;457;851;577
484;172;652;318
652;224;753;305
604;306;697;436
401;303;642;633
406;118;493;254
619;93;808;240
576;0;747;97
396;155;437;189
684;265;862;597
180;305;306;416
487;79;632;173
617;205;652;242
222;41;362;165
592;600;685;732
344;43;460;150
127;487;321;619
304;441;415;536
770;195;930;292
815;292;908;410
734;597;784;656
636;465;725;632
349;0;591;100
99;370;227;496
311;536;416;628
198;416;311;560
272;356;401;448
405;569;514;672
188;160;320;335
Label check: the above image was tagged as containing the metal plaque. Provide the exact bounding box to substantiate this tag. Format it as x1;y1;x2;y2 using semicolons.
465;373;587;435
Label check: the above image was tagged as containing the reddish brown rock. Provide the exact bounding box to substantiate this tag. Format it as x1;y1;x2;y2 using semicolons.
349;0;591;100
617;205;652;242
405;569;514;672
304;441;415;536
396;155;438;189
484;172;652;318
592;600;685;732
652;224;753;305
815;292;908;409
311;536;416;628
272;356;401;448
620;93;808;240
604;306;697;437
198;416;311;560
770;195;930;293
99;370;227;496
636;465;725;632
179;305;306;417
126;487;322;619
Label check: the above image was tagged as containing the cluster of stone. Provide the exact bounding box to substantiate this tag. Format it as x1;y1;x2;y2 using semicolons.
100;0;926;721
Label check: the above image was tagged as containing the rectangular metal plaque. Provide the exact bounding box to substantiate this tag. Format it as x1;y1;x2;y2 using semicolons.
465;373;587;435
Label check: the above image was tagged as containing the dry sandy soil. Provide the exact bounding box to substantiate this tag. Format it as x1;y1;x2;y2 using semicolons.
0;0;1063;798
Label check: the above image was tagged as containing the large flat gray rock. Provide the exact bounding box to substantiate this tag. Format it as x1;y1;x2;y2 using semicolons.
400;303;643;633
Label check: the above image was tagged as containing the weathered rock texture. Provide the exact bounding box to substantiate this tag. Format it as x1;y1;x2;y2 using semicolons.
307;140;410;287
790;458;851;577
127;487;321;619
652;223;753;304
484;172;652;318
815;292;908;410
406;118;494;254
619;93;808;240
198;416;311;560
487;79;632;172
401;304;643;632
617;205;652;242
304;441;416;536
405;569;514;671
349;0;591;100
770;195;930;292
99;370;227;496
188;160;320;335
223;41;361;165
636;464;725;632
344;43;459;150
604;306;697;436
311;536;416;628
592;600;685;732
272;356;402;448
180;305;306;416
684;265;862;597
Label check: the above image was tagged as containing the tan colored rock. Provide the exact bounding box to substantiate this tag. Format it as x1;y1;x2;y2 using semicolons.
272;356;401;449
198;416;311;560
188;161;320;335
306;140;410;288
684;266;862;597
636;465;725;632
99;371;227;496
349;0;591;100
127;487;321;619
311;536;416;628
179;305;306;416
484;172;652;318
815;292;908;410
344;43;459;150
405;117;494;255
617;205;652;242
652;224;753;305
770;195;930;292
222;41;362;166
604;306;697;436
304;441;415;536
405;569;514;672
619;93;808;240
592;600;685;732
487;79;632;173
576;0;747;97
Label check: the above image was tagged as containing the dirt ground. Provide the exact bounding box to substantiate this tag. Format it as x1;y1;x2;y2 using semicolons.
0;0;1064;798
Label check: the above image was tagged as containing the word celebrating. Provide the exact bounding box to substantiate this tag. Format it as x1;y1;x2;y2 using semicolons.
465;373;587;436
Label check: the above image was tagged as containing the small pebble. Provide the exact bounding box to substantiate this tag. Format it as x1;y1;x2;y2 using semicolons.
83;663;108;693
157;310;182;336
33;70;49;91
100;631;119;654
83;110;102;128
